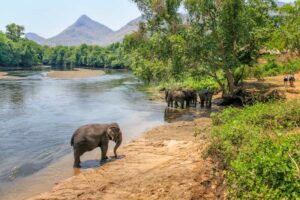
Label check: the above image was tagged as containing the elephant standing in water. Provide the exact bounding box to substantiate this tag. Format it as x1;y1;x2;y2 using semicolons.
183;89;197;107
199;89;214;108
70;123;122;168
166;89;186;109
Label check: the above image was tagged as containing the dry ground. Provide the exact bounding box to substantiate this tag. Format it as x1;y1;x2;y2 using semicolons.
245;72;300;99
28;118;224;200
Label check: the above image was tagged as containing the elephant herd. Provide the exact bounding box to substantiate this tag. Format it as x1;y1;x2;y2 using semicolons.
165;88;214;109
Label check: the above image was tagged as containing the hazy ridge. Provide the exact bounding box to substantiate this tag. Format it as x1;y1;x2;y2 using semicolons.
26;15;142;46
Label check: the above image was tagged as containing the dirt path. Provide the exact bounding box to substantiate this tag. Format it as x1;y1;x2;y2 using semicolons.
28;118;224;200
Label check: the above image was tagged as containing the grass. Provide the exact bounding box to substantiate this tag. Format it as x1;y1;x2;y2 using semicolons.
209;100;300;199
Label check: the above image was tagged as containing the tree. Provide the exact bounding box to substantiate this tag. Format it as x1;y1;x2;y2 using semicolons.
276;0;300;54
0;32;14;66
127;0;276;96
184;0;276;96
5;23;25;42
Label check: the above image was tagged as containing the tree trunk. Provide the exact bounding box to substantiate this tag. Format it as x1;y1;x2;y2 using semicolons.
225;69;235;96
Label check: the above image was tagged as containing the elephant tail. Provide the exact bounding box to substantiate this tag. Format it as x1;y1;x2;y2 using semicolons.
70;134;75;146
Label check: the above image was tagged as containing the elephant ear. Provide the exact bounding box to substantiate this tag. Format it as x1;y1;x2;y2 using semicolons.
107;123;120;141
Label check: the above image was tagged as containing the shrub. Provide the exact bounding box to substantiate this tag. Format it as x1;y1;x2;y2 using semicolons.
210;100;300;199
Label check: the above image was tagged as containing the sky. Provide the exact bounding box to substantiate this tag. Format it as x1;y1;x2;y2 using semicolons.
0;0;295;39
0;0;141;38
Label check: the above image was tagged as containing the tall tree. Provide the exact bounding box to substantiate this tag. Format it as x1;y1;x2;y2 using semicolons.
5;23;25;42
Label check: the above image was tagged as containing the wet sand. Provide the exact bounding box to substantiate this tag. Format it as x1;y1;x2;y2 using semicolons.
0;72;21;80
27;117;224;200
47;69;105;78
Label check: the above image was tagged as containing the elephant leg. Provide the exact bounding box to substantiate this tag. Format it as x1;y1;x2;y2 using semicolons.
181;100;184;109
186;100;190;107
201;100;205;108
73;149;82;168
100;144;108;162
208;100;212;108
175;101;179;108
206;100;210;108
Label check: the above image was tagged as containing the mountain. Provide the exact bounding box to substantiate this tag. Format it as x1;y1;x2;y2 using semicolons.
26;15;142;46
108;16;143;44
25;33;46;44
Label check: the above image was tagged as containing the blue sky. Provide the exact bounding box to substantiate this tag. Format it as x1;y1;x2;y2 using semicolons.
0;0;295;38
0;0;141;38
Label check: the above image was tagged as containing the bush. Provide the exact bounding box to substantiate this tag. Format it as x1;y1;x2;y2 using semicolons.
255;58;300;78
210;100;300;199
159;75;219;91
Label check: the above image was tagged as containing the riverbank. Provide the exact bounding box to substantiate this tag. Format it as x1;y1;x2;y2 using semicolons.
47;68;105;78
28;117;224;200
0;72;21;80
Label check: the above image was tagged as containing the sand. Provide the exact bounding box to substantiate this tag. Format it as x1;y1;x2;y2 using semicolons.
27;118;225;200
0;72;21;80
47;69;105;78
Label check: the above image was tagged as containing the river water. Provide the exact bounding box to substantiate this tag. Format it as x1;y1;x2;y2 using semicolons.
0;71;167;199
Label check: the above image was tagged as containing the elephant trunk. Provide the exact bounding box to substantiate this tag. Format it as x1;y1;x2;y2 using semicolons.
114;132;122;158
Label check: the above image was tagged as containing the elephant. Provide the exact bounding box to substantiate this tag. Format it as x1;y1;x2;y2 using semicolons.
70;123;122;168
166;89;186;109
199;89;214;108
183;89;197;107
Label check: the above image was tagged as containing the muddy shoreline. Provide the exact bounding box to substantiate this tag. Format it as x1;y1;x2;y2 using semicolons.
27;117;224;200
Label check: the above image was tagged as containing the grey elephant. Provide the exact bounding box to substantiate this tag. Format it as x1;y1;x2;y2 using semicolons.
199;89;214;108
183;89;197;107
70;123;122;168
166;89;186;109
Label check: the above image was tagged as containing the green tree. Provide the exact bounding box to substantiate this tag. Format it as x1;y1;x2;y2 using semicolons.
5;23;25;42
184;0;276;96
276;0;300;53
0;32;14;66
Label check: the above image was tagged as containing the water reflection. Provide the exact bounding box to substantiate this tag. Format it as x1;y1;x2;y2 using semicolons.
163;105;219;123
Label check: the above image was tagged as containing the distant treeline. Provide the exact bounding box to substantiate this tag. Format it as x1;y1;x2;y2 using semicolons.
0;24;129;69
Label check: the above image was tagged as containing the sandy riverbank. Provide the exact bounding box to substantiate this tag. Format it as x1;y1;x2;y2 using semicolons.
0;72;22;80
28;117;224;200
47;68;105;78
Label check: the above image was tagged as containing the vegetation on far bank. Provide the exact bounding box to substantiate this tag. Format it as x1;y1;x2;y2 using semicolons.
209;101;300;199
0;24;129;69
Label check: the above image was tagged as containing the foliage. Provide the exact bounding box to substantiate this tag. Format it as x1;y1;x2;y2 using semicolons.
268;0;300;53
158;75;219;90
210;101;300;198
127;0;277;94
247;57;300;79
5;23;24;42
0;24;129;69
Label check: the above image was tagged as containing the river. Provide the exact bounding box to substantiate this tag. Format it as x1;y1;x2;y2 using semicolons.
0;71;167;200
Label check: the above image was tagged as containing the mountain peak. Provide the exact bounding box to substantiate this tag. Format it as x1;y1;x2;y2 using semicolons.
27;15;143;46
75;14;95;25
77;15;91;22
